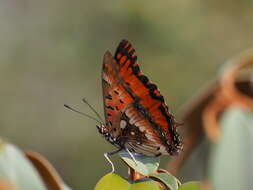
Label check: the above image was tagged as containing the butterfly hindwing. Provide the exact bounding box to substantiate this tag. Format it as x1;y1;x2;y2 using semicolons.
120;103;170;155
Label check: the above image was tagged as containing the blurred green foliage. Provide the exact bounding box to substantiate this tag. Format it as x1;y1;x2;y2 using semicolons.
95;173;163;190
1;0;253;189
119;152;159;176
95;173;200;190
0;140;47;190
210;108;253;190
178;182;201;190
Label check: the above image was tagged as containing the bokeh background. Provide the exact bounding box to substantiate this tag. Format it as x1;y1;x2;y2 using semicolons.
1;1;253;189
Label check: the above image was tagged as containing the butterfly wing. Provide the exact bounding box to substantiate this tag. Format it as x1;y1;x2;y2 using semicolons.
102;51;135;137
101;40;181;155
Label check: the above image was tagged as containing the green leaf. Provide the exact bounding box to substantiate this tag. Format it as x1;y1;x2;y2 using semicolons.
118;152;160;176
150;172;178;190
95;173;130;190
209;108;253;190
95;173;162;190
130;180;163;190
178;182;201;190
0;139;47;190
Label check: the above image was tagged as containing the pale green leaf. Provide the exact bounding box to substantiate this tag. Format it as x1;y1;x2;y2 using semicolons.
0;139;47;190
150;172;178;190
209;108;253;190
95;173;162;190
119;152;160;176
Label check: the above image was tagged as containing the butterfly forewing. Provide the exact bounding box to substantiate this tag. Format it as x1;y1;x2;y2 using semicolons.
102;52;135;138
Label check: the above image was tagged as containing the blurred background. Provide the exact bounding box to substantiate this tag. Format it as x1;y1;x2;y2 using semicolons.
1;0;253;189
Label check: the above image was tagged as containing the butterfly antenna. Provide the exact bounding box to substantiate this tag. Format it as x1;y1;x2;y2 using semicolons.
64;104;103;125
82;98;104;122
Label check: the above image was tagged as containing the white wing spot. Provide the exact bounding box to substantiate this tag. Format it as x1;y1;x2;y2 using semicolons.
138;126;146;132
120;120;127;129
145;133;155;141
129;118;135;125
131;131;135;135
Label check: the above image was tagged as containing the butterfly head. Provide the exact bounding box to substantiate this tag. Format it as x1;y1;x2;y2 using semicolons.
96;124;120;146
96;124;108;136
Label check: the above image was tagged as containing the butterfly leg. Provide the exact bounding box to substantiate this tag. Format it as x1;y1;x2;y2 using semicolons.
155;153;161;157
126;148;138;166
104;148;123;173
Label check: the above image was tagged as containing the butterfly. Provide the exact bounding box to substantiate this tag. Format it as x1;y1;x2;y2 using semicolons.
65;40;182;172
95;40;182;171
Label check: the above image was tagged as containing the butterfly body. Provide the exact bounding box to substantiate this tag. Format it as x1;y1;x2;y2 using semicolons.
99;40;182;157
